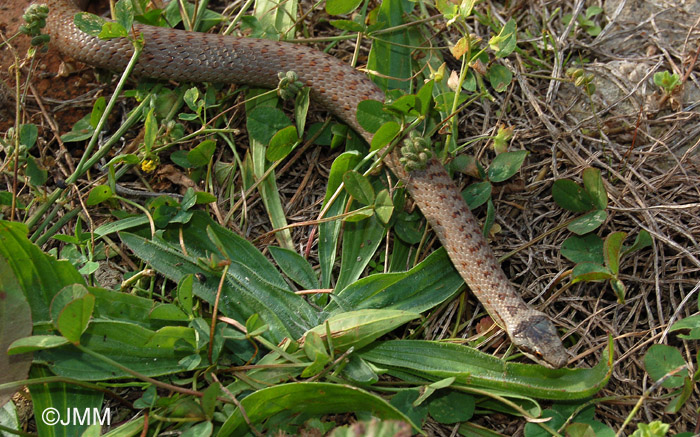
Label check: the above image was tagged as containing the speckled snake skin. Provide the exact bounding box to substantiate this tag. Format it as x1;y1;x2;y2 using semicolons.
46;0;569;368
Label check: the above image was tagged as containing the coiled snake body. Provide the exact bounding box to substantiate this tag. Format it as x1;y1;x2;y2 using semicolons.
46;0;569;368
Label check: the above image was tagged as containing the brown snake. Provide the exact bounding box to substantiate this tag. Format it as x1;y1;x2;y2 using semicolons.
46;0;569;368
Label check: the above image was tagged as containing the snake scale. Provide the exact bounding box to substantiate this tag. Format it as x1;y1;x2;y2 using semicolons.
45;0;569;368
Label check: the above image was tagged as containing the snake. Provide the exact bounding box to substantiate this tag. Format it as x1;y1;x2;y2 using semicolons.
45;0;569;368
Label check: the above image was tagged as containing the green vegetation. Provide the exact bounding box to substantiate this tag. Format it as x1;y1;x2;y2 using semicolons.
1;0;696;435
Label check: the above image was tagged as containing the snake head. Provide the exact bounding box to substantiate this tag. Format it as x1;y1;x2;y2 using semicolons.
511;315;569;369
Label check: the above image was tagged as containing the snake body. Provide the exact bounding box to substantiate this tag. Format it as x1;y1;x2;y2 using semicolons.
46;0;569;368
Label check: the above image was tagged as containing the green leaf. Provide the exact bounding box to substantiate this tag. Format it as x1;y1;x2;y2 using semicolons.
74;12;106;37
585;24;602;37
218;383;417;435
78;261;99;276
246;106;292;145
603;232;626;275
330;249;464;315
61;115;95;142
586;6;604;18
268;246;320;290
360;339;614;400
304;309;419;352
462;181;492;210
367;0;413;92
0;251;33;404
0;191;24;208
149;303;190;321
370;121;400;152
303;331;328;361
121;212;318;343
552;179;594;212
374;189;394;225
434;91;468;112
669;313;700;339
320;156;356;288
143;107;157;152
98;21;128;39
582;167;607;210
245;313;268;338
416;80;434;116
394;211;424;245
343;170;375;205
564;423;596;437
56;293;95;343
133;385;157;409
572;262;613;283
643;345;686;389
631;421;671;437
329;19;365;32
93;216;149;238
664;376;693;414
610;278;626;304
356;100;390;134
177;275;195;317
182;421;213;437
200;383;221;419
301;336;331;377
266;125;300;161
390;389;429;426
181;188;197;211
29;366;104;437
344;211;374;224
653;71;681;94
187;139;217;168
38;321;200;380
435;0;458;21
488;19;517;58
86;185;113;205
19;123;38;149
25;156;48;186
342;355;378;384
458;0;477;19
488;64;512;93
294;87;310;136
335;214;385;291
622;230;652;257
483;198;496;237
326;0;363;15
49;284;91;331
561;234;604;264
325;151;362;204
171;150;194;168
567;210;607;235
114;0;134;32
385;95;420;116
487;150;528;183
183;87;200;112
428;391;475;424
7;335;70;354
103;153;140;167
0;222;87;325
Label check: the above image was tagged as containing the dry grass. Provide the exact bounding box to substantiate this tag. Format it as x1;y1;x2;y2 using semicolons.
246;1;700;433
414;1;700;433
2;0;699;434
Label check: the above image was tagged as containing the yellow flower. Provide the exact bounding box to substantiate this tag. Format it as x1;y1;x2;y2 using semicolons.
141;159;157;173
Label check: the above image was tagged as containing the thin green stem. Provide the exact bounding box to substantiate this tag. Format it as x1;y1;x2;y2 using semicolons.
26;37;146;232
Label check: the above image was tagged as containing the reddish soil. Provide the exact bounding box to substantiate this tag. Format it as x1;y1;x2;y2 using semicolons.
1;0;107;134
